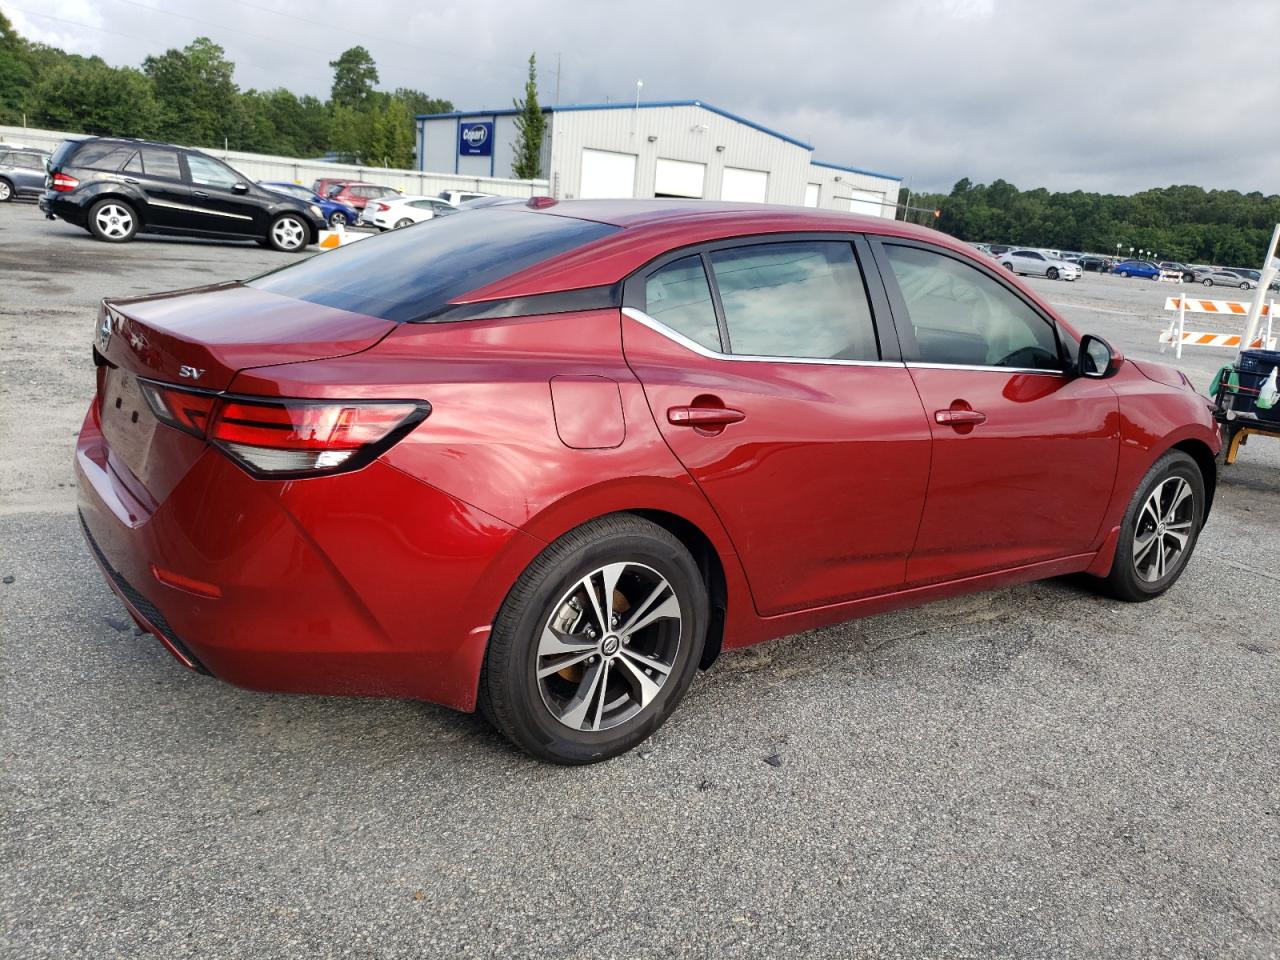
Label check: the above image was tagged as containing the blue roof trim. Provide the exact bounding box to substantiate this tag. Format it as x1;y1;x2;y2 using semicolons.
811;159;902;182
417;99;813;150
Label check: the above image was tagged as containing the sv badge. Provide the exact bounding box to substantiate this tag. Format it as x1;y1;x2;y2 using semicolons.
179;365;206;380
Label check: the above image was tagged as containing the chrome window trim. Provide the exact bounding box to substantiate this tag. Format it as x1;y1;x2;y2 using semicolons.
621;307;904;368
906;361;1067;377
149;199;254;221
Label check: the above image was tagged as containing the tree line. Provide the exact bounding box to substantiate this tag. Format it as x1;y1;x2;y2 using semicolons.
0;12;450;167
903;178;1280;267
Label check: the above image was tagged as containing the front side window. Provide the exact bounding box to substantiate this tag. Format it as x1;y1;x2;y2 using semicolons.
644;256;721;352
186;154;240;189
708;241;879;361
883;244;1061;370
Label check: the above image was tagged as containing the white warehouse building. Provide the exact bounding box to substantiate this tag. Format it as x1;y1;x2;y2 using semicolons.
415;100;900;216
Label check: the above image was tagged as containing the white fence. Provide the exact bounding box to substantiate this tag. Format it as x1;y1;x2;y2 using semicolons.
0;124;549;199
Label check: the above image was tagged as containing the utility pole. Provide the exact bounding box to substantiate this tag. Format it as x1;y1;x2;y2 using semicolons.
554;53;561;106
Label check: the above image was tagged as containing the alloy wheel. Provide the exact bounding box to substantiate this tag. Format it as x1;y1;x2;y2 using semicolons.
329;212;347;227
0;180;11;201
272;216;305;250
536;562;683;732
95;203;133;239
1131;476;1194;583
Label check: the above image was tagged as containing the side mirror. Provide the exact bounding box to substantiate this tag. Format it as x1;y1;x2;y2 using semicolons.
1078;334;1123;379
231;182;249;194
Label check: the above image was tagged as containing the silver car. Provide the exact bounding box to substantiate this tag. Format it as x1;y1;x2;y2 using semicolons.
1195;268;1255;290
0;147;50;202
999;248;1082;281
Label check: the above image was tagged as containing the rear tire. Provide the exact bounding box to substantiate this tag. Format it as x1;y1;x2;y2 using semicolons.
479;514;708;765
0;178;13;202
394;217;414;229
87;199;138;243
1098;450;1204;602
267;213;309;252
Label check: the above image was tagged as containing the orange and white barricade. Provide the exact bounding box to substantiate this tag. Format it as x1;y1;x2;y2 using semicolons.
1160;296;1277;359
316;223;369;250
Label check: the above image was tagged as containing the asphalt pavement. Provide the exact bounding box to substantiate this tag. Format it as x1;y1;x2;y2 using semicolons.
2;201;1278;959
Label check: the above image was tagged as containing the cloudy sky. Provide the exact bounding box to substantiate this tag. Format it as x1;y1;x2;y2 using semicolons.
6;0;1278;195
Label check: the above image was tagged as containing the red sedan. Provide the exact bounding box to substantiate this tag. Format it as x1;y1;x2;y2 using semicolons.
77;201;1221;764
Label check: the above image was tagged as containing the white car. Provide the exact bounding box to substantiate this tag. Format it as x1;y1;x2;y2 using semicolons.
362;195;458;230
438;189;495;206
999;249;1082;281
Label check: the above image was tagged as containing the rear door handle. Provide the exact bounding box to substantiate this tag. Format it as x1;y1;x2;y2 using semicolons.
935;408;987;426
123;177;139;184
667;406;746;427
191;190;209;199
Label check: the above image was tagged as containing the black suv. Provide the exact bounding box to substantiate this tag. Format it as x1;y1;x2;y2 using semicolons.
40;137;325;251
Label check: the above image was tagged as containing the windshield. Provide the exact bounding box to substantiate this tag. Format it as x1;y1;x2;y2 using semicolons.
247;208;619;323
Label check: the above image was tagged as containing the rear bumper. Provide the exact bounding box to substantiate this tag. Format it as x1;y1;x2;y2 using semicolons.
40;191;88;225
75;402;544;710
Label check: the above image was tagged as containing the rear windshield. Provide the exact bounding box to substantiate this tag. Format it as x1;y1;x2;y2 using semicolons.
247;209;618;323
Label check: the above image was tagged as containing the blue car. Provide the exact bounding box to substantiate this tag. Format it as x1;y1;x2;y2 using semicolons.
259;181;358;228
1112;259;1161;280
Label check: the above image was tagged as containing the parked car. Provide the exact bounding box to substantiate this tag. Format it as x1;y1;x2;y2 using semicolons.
1197;268;1256;290
322;181;401;212
439;189;495;206
0;146;51;201
1159;261;1195;282
1075;255;1111;272
40;137;324;251
999;249;1082;281
986;243;1012;258
362;194;458;230
76;200;1220;764
455;195;526;211
1112;260;1161;280
260;180;358;228
1221;268;1279;291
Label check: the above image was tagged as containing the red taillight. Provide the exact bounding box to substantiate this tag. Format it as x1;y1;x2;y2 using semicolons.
140;380;428;478
52;172;79;192
375;202;390;212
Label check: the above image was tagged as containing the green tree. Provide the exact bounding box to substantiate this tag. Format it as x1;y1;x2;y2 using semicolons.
329;46;378;110
143;37;238;146
0;11;33;124
27;58;160;138
511;53;544;180
392;87;453;118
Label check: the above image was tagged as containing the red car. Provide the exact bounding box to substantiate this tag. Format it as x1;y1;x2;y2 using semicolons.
312;179;400;212
77;201;1221;764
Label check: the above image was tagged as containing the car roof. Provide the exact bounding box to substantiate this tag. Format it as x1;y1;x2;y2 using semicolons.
456;200;1077;340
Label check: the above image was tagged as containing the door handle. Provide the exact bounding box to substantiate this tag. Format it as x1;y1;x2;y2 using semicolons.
191;190;209;199
935;408;987;426
667;406;746;427
123;177;139;184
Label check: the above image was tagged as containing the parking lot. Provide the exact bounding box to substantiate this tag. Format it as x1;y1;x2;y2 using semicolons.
2;199;1278;958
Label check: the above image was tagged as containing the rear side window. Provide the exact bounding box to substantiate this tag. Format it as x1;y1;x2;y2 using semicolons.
644;256;721;352
709;241;879;361
882;244;1061;370
248;209;619;323
72;143;137;172
140;148;181;181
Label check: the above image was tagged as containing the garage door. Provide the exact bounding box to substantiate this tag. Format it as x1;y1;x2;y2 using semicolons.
655;158;706;198
721;167;768;203
846;189;887;217
579;149;636;199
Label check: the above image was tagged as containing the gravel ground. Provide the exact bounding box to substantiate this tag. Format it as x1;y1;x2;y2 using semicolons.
2;200;1278;959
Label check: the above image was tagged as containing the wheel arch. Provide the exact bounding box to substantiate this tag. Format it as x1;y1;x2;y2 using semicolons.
86;190;148;227
1170;437;1217;520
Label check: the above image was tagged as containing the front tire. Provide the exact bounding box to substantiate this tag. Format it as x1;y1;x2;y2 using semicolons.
0;178;13;202
327;211;347;228
1047;267;1059;280
1119;270;1129;278
479;514;708;765
1099;450;1204;602
267;213;309;252
1240;282;1251;290
1202;278;1213;286
87;199;138;243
